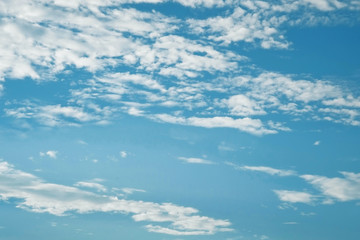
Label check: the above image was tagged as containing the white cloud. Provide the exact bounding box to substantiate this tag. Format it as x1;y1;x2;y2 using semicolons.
0;161;232;235
46;150;58;159
323;96;360;108
40;150;58;159
274;190;315;204
74;181;107;193
5;102;113;127
226;95;266;116
121;188;146;195
77;140;87;145
313;140;320;146
178;157;214;165
187;6;290;48
2;0;360;135
239;165;296;177
302;0;346;11
301;172;360;202
120;151;128;158
152;114;277;135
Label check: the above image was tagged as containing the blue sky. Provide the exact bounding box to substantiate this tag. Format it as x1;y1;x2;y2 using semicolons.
0;0;360;239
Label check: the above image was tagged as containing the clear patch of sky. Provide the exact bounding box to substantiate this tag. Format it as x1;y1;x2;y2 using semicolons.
242;25;360;82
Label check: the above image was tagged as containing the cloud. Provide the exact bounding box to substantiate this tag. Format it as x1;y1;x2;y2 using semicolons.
314;141;320;146
301;172;360;203
121;187;146;195
2;0;360;136
273;190;315;204
120;151;128;158
0;161;232;235
225;94;266;116
237;163;360;205
40;150;58;159
302;0;346;11
238;165;297;177
5;102;113;127
323;96;360;108
188;6;290;48
74;181;107;193
178;157;214;165
152;114;278;136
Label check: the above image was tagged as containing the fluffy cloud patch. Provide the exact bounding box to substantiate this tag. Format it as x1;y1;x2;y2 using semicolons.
1;0;360;136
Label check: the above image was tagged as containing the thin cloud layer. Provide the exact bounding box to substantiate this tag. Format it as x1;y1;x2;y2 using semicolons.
231;163;360;205
301;172;360;203
0;161;232;235
178;157;214;164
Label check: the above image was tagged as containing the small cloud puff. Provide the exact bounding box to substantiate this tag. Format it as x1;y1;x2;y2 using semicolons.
314;140;320;146
120;151;128;158
40;150;58;159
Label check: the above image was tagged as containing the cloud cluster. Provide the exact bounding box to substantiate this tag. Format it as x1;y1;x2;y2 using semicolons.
1;0;360;134
228;163;360;205
0;161;232;235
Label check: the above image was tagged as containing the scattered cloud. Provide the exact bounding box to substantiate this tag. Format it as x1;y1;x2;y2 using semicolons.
40;150;58;159
283;221;298;225
74;181;107;193
0;161;232;235
300;212;316;216
239;165;297;177
77;140;88;145
273;190;315;204
1;0;360;136
237;163;360;205
301;172;360;203
178;157;214;165
120;151;128;158
152;114;278;136
121;188;146;195
314;141;321;146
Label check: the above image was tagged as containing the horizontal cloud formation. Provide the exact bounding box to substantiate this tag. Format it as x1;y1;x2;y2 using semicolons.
227;163;360;205
0;161;232;235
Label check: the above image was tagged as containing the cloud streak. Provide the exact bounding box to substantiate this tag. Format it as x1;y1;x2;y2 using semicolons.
0;161;232;236
230;163;360;205
178;157;214;164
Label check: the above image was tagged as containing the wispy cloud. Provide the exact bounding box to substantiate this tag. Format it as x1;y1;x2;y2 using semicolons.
226;162;296;177
273;190;315;204
74;180;107;193
178;157;214;165
236;163;360;205
0;161;232;236
121;187;146;195
40;150;58;159
283;221;298;225
301;172;360;203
